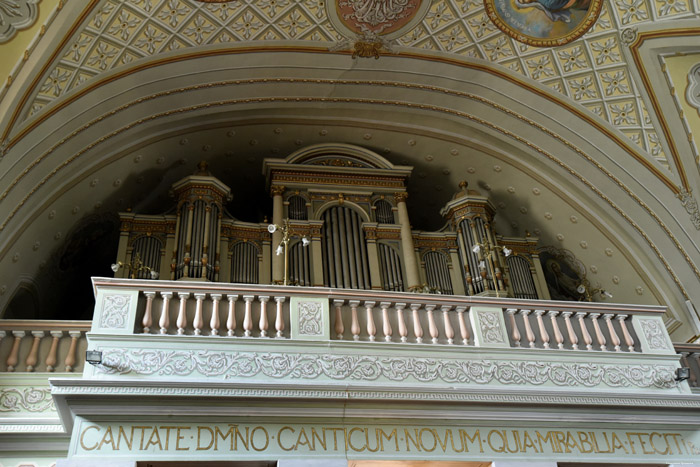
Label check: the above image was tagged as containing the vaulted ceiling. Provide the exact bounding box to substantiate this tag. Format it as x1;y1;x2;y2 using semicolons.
0;0;698;340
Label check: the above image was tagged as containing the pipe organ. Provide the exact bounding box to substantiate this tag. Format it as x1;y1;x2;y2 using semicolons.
114;143;548;300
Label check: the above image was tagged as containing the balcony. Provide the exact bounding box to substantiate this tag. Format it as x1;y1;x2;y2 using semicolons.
4;278;700;465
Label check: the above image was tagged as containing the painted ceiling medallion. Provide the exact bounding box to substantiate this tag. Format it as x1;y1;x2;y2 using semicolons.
0;0;40;43
327;0;431;41
483;0;603;47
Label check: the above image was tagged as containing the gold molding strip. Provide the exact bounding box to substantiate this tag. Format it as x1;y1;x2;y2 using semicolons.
0;92;692;299
4;46;678;195
1;0;101;145
628;27;700;192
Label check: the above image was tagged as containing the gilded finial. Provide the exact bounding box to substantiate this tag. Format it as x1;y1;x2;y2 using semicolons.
195;160;210;175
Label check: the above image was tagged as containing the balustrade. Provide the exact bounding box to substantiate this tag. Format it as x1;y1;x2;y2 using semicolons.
86;278;670;355
0;321;90;372
675;344;700;389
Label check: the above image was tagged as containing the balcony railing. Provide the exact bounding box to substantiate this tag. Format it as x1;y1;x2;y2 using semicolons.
0;320;90;373
90;277;672;354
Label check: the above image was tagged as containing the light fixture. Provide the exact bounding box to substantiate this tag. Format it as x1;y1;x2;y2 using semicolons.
85;350;103;365
601;290;613;299
577;285;586;294
675;367;691;382
110;252;159;279
269;219;310;285
502;246;512;257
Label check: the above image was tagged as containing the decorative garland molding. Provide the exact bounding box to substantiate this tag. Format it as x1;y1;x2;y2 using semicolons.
95;347;678;390
0;387;55;413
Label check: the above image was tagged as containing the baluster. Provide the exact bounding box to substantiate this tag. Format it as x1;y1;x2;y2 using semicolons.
210;294;222;336
520;310;536;348
616;314;635;352
380;302;392;342
441;305;454;345
193;293;206;335
176;292;190;335
365;301;377;342
275;297;286;338
259;296;270;337
604;314;620;351
6;331;24;372
333;299;345;339
243;295;254;337
349;300;361;341
45;331;62;372
142;291;156;333
589;313;606;351
410;303;424;343
226;295;238;337
457;306;470;345
576;312;593;350
159;292;172;334
395;303;408;343
506;308;520;347
426;304;438;344
562;312;578;350
534;310;550;349
65;331;81;372
25;331;44;372
548;311;564;350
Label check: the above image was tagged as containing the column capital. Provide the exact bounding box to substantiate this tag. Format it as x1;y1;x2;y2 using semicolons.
270;185;285;197
393;192;408;203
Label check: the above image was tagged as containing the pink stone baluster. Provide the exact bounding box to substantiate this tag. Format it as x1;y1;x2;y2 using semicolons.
380;302;392;342
258;296;270;337
457;306;470;345
333;299;344;339
176;292;189;335
616;314;635;352
576;312;593;351
589;313;606;351
604;314;620;351
562;312;578;350
534;310;550;349
395;303;408;343
6;331;24;372
275;297;286;338
426;304;439;344
142;291;156;333
159;292;172;334
226;295;238;337
349;300;361;341
193;293;206;336
65;331;81;372
506;309;520;347
365;301;377;342
441;305;454;345
25;331;44;372
210;294;222;336
520;310;536;348
411;303;424;343
45;331;62;372
548;311;564;350
243;295;254;337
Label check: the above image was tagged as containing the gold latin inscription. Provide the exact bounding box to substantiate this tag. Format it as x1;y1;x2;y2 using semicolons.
76;424;700;458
